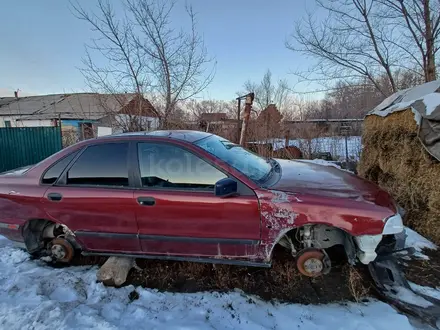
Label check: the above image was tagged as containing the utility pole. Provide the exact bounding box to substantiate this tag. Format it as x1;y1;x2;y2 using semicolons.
236;97;241;143
236;93;254;146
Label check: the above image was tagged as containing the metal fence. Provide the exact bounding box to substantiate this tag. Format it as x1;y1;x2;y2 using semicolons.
285;136;363;161
0;127;62;173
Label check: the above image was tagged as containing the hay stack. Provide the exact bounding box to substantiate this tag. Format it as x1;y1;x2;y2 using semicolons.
359;109;440;244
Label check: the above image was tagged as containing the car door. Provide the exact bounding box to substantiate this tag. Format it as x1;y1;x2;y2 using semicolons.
42;142;140;253
133;141;261;259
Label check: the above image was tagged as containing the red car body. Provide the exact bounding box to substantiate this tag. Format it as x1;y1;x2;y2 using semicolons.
0;130;403;268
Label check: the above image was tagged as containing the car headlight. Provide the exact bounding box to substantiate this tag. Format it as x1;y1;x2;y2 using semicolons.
383;213;404;235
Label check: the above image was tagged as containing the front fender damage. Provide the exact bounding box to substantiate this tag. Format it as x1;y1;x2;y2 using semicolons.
256;190;300;262
354;234;382;264
256;189;394;266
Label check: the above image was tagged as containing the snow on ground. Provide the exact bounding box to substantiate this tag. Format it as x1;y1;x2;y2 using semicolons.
387;286;434;308
405;227;438;259
0;236;424;330
252;136;362;161
410;282;440;301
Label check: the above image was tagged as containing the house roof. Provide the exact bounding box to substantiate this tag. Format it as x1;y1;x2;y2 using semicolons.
257;104;282;122
117;96;159;118
0;97;15;108
200;112;227;122
0;94;66;116
0;93;157;121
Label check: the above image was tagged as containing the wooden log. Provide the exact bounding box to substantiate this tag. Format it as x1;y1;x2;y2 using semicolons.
96;257;140;287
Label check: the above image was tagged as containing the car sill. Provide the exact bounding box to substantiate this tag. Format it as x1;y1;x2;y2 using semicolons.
81;251;271;268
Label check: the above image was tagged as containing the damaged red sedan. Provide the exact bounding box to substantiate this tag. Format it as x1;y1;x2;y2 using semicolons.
0;130;404;277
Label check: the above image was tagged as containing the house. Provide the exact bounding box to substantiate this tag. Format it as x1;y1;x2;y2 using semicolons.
0;93;159;139
199;112;227;132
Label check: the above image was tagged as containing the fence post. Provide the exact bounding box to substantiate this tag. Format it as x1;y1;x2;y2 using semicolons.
58;114;63;149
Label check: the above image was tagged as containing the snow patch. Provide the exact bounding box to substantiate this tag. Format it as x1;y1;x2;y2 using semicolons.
49;286;79;303
409;282;440;300
368;80;440;121
405;227;437;259
252;136;362;161
298;158;354;173
0;235;426;330
298;158;342;169
387;286;433;308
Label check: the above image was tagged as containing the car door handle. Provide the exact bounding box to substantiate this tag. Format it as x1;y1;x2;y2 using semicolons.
47;192;63;202
137;196;155;206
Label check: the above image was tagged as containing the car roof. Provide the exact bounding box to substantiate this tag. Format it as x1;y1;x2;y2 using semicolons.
107;130;213;143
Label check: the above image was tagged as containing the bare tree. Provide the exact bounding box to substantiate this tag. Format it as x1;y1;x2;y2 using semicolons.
243;69;290;112
71;0;215;129
288;0;439;96
186;99;221;120
287;0;403;97
379;0;440;82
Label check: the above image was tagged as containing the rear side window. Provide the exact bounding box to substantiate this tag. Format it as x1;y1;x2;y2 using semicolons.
66;143;129;187
42;151;79;184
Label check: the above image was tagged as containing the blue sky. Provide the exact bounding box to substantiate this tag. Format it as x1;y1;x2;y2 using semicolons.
0;0;315;100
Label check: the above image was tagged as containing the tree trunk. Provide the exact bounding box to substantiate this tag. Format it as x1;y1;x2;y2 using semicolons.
424;0;437;82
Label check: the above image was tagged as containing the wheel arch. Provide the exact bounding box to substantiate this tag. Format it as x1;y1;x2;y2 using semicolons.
267;224;357;263
22;218;82;254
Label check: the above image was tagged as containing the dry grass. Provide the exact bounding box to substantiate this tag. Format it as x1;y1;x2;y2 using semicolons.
118;248;358;304
358;109;440;244
346;266;370;303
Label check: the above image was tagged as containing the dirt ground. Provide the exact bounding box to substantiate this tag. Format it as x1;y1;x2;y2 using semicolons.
70;246;373;304
66;245;440;305
403;249;440;289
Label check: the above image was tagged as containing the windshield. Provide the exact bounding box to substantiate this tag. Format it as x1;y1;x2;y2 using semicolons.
195;135;271;183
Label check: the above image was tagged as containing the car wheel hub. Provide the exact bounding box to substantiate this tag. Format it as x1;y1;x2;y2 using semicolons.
303;258;323;274
296;248;329;277
51;244;66;259
49;237;74;263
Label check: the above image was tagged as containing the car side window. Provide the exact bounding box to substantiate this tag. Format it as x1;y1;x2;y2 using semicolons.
66;143;129;187
138;142;226;190
42;150;79;184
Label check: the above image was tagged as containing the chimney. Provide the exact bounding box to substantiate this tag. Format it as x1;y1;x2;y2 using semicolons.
14;90;18;99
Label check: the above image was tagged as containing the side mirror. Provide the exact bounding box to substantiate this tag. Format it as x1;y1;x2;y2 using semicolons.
215;178;238;198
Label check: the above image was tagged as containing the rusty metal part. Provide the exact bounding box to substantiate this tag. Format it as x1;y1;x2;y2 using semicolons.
296;248;327;277
50;237;74;263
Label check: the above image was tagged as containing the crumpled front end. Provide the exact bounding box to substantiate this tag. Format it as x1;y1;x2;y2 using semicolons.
354;213;405;264
256;186;407;270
